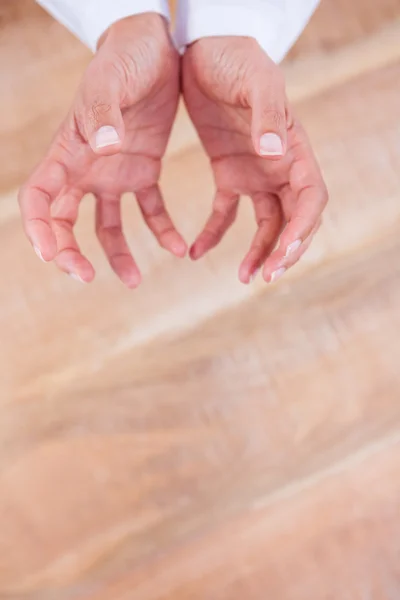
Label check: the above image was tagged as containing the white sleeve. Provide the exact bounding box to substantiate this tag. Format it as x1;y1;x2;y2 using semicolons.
36;0;171;52
175;0;320;63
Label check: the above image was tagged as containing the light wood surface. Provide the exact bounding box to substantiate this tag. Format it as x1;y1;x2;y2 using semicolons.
1;1;400;598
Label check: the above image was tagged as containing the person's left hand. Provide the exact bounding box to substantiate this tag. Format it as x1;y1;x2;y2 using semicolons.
182;36;328;284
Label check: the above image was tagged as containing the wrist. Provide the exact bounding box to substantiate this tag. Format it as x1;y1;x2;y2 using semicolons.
189;35;260;51
97;13;169;51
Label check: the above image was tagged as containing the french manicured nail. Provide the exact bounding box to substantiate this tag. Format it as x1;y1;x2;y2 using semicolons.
285;239;302;257
259;133;283;156
95;126;120;149
70;273;85;283
270;267;286;283
34;246;45;262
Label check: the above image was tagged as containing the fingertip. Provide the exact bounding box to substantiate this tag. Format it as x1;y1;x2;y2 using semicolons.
189;244;202;261
125;279;141;290
83;269;96;284
269;267;286;284
90;126;122;156
70;266;95;284
189;247;197;260
158;231;188;258
28;219;58;263
123;272;142;289
171;238;188;258
262;264;271;283
238;263;251;285
284;239;302;258
65;256;95;284
109;255;142;289
120;267;142;290
34;245;48;263
33;236;57;263
262;260;287;284
69;273;88;284
258;133;285;158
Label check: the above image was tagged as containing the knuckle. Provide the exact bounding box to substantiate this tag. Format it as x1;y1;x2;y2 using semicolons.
138;190;163;218
87;99;112;129
263;108;285;131
96;224;119;241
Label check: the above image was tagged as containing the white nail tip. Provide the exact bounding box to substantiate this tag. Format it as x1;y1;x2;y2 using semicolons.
270;268;286;283
34;246;45;262
70;273;85;283
259;150;283;156
285;239;302;257
259;133;283;156
95;126;120;149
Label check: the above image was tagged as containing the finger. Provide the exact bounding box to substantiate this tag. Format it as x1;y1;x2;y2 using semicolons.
282;219;322;270
249;63;287;159
136;185;187;258
52;189;95;283
263;220;322;284
276;119;329;255
76;61;125;156
18;159;66;261
96;194;142;289
274;179;328;265
239;193;283;284
189;191;239;260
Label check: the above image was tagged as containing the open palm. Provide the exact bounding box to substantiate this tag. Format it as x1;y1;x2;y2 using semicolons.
183;37;328;284
19;14;186;287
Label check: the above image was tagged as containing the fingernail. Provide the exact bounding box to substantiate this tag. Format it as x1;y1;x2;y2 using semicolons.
95;126;120;149
70;273;85;283
259;133;283;156
270;267;286;283
285;239;302;257
34;246;45;262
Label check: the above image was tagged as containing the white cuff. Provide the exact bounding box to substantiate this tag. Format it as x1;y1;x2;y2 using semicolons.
175;0;320;64
37;0;170;52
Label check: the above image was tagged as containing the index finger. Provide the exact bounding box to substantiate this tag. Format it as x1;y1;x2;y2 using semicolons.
18;159;67;261
278;125;328;253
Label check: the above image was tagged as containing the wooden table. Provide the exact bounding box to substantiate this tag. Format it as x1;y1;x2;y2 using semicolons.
1;1;400;598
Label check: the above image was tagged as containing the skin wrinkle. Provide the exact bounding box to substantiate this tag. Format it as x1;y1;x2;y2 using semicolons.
183;36;328;281
19;13;186;281
88;101;112;131
19;14;328;286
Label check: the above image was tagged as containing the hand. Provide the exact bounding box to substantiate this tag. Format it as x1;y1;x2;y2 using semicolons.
182;37;328;284
19;13;186;287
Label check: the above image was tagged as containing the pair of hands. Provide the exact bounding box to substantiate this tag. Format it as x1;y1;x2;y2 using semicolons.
19;13;328;287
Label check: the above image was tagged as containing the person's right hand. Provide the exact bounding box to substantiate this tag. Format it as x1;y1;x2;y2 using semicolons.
19;13;186;287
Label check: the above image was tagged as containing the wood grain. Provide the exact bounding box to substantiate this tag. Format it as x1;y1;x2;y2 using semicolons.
1;1;400;599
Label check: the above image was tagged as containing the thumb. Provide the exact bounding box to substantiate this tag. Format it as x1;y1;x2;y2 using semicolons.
249;67;287;159
77;69;125;156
